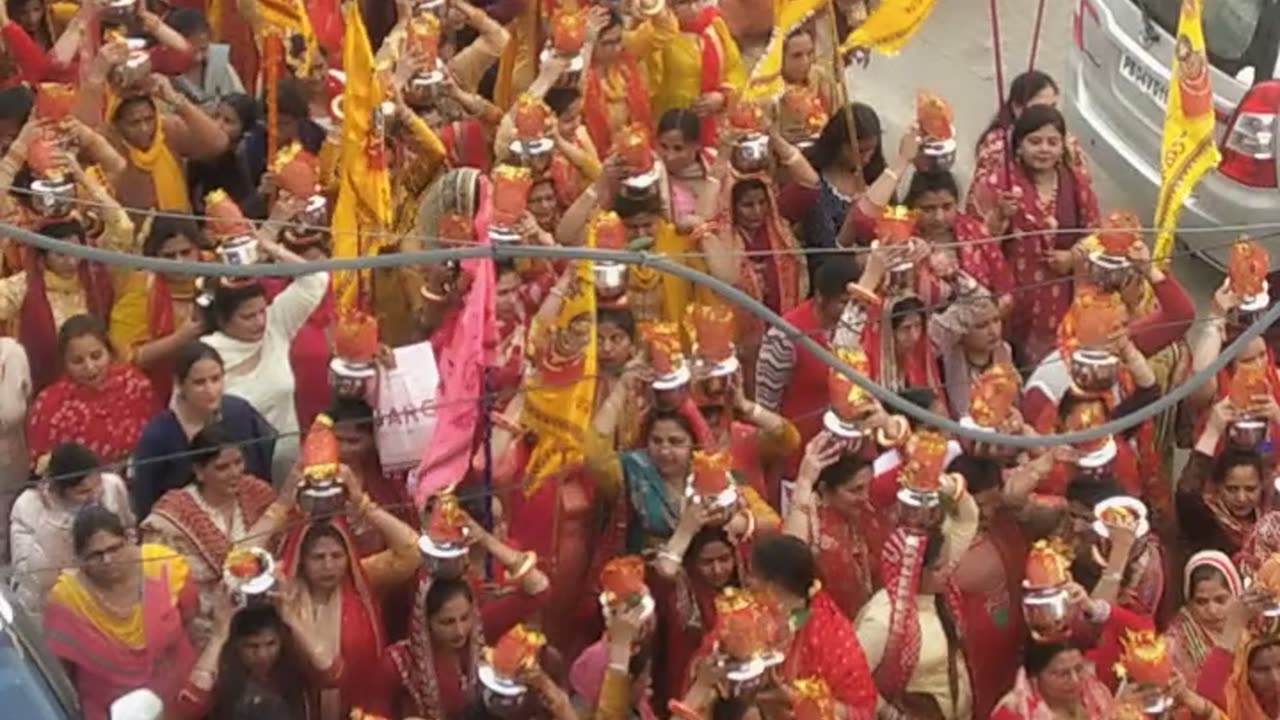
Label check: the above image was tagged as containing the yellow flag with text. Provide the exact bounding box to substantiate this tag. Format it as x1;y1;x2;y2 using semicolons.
1153;0;1220;261
330;2;393;312
839;0;939;56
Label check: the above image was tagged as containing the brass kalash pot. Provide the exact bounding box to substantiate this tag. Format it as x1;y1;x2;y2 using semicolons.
1226;360;1272;450
726;102;771;175
894;430;959;531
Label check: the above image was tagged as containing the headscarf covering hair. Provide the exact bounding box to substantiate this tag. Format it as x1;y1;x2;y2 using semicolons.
1183;550;1243;600
19;218;113;393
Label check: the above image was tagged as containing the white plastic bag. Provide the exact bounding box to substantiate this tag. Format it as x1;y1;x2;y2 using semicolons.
375;342;440;471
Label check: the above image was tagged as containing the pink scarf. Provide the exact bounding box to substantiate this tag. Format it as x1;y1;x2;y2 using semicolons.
415;178;496;505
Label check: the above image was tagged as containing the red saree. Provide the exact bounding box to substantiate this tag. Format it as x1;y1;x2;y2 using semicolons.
681;8;726;147
782;590;878;718
813;504;883;620
26;363;154;464
956;516;1027;718
279;519;389;717
651;569;723;709
19;257;113;394
970;161;1100;364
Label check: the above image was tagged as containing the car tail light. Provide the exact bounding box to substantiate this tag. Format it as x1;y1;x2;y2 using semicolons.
1074;0;1098;49
1219;81;1280;188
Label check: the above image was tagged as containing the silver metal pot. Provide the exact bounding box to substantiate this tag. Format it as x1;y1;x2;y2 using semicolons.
98;0;137;23
110;39;152;91
730;133;770;174
1022;586;1070;642
1070;348;1120;394
1228;417;1269;449
1087;252;1135;293
405;69;447;109
593;261;628;299
489;224;522;245
328;358;377;400
218;236;259;266
915;136;957;173
297;481;348;517
29;176;75;218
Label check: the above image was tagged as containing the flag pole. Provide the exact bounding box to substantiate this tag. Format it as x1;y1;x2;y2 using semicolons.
1028;0;1047;70
987;0;1011;188
826;0;865;192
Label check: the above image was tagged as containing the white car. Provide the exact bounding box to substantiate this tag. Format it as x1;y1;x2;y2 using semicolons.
1066;0;1280;268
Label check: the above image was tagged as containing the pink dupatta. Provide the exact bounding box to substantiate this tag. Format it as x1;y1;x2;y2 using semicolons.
415;178;497;506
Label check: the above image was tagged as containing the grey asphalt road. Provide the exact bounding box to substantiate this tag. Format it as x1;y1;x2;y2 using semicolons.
841;0;1221;313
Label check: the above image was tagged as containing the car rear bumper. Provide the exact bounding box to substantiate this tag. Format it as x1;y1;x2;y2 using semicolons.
1066;52;1280;269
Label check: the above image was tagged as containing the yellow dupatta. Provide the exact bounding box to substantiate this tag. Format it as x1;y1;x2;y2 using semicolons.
107;97;192;213
45;544;190;650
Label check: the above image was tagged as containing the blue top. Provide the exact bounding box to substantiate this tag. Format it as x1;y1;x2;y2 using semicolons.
131;394;277;518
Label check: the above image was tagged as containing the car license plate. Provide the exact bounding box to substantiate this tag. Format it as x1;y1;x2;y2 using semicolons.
1118;52;1170;109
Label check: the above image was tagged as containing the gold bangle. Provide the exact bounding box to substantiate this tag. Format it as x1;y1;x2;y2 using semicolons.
507;551;537;582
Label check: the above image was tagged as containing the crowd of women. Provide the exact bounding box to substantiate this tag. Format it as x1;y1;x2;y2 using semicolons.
2;0;1280;719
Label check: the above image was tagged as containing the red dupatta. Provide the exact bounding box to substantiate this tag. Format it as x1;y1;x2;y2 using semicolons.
782;590;878;716
862;295;942;397
386;572;486;718
582;56;651;155
679;7;724;147
19;253;113;393
872;527;972;716
441;119;493;172
279;519;387;716
814;504;879;620
143;273;177;407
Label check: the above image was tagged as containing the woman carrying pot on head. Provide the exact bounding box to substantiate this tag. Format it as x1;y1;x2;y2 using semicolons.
199;193;329;484
783;432;889;620
131;341;276;518
698;125;813;380
25;313;153;465
381;493;551;719
648;511;744;712
969;105;1100;366
1192;575;1280;718
1021;286;1163;503
43;505;197;720
748;534;878;715
172;591;341;720
9;442;133;622
263;459;421;717
140;423;280;649
1177;400;1275;559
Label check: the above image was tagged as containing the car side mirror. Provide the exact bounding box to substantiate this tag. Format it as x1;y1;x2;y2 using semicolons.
109;689;163;720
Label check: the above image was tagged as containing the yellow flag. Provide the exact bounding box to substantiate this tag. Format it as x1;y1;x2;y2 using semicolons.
743;0;828;103
519;221;599;496
330;2;393;312
839;0;939;57
1152;0;1220;261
